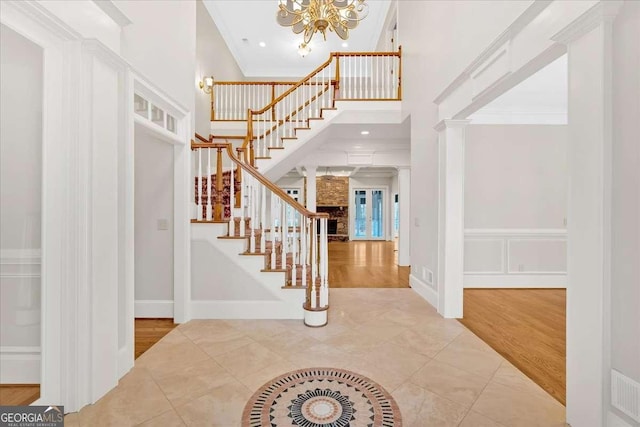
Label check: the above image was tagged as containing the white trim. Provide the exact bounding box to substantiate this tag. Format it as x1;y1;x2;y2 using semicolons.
607;411;635;427
0;346;41;384
464;228;567;237
190;300;305;320
551;1;623;45
134;300;174;318
464;274;566;288
91;0;131;27
469;110;567;125
409;274;438;310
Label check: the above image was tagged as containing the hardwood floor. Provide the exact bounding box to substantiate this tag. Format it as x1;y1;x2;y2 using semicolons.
135;318;177;359
0;384;40;406
0;318;176;406
328;241;410;288
459;288;566;405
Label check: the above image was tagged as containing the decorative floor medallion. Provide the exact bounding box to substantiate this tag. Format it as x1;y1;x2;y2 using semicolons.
242;368;402;427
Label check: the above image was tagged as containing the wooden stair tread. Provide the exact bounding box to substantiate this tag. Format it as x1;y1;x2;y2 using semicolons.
191;219;229;224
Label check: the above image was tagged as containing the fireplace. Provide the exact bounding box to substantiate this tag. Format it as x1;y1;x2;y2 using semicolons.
327;219;338;235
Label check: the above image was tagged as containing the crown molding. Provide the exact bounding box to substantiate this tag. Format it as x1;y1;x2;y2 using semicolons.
551;0;623;45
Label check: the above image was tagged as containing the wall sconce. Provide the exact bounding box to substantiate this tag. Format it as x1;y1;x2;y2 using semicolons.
199;76;214;94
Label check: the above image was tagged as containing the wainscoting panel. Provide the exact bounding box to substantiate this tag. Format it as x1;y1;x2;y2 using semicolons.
464;229;567;288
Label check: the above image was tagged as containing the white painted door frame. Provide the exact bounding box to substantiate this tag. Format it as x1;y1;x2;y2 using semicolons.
431;1;622;425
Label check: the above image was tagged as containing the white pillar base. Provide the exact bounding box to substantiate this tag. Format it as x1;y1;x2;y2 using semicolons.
303;307;328;327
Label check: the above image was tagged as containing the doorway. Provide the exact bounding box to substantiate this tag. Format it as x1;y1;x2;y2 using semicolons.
352;189;385;240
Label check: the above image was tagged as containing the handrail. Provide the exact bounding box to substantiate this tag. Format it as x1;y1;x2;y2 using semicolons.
223;144;329;220
195;132;209;143
251;56;334;116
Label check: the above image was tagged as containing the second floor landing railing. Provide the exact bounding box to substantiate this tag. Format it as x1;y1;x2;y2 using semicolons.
210;48;402;123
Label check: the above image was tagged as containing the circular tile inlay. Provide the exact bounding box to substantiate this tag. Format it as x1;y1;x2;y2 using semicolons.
242;367;402;427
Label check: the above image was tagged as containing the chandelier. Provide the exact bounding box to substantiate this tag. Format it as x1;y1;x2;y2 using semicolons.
277;0;369;51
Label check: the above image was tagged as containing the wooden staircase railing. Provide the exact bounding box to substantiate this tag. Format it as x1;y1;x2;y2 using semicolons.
209;48;402;168
191;136;330;323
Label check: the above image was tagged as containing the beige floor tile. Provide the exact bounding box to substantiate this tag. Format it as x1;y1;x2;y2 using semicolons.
284;342;359;369
434;332;503;378
64;412;80;427
363;343;430;380
387;328;456;358
223;319;289;339
252;329;319;359
78;368;173;426
175;381;252;427
393;382;469;427
152;358;237;407
187;324;255;358
212;341;285;378
471;381;566;427
491;360;553;398
458;410;507;427
236;358;300;392
135;330;211;376
323;328;385;356
379;307;440;327
410;317;466;343
280;317;350;341
411;359;490;408
356;317;408;341
135;409;186;426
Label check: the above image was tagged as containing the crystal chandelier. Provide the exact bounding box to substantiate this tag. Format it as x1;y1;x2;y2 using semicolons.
277;0;369;51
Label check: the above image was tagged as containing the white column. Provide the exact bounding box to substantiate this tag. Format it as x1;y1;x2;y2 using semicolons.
552;3;621;426
435;119;470;319
305;165;317;211
397;166;410;266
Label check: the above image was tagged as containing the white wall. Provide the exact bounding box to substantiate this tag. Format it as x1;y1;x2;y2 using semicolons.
611;1;640;422
116;0;196;118
465;125;568;229
196;0;244;137
0;24;43;383
399;0;531;291
134;127;174;308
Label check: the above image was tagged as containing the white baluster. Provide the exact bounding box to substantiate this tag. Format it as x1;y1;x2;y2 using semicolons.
301;216;307;289
281;200;288;273
321;218;328;307
291;210;297;287
249;176;255;252
271;194;277;270
229;159;235;236
197;148;202;220
260;184;266;253
311;218;317;308
239;164;245;237
207;147;212;220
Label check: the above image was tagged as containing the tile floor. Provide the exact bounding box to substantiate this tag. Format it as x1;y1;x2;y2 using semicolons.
64;289;566;426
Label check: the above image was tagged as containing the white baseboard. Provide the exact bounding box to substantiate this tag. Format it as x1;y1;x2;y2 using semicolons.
0;346;40;383
190;300;304;320
134;300;174;318
464;274;566;288
117;346;133;379
409;274;438;309
607;411;635;427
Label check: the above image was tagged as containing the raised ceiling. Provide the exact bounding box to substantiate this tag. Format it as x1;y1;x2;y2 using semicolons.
202;0;392;78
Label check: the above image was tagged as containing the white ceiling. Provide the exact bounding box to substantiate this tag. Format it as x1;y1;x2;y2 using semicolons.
470;54;568;123
317;120;410;152
284;165;399;179
202;0;392;77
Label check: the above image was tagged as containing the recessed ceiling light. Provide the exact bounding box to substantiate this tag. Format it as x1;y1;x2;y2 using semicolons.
354;145;362;148
360;130;369;135
259;41;266;47
341;42;348;48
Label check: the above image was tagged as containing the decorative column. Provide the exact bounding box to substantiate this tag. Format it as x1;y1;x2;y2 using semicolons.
551;2;622;425
305;165;317;211
397;166;410;266
435;119;470;319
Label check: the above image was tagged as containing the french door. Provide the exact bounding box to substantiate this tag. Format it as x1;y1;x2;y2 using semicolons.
352;189;385;240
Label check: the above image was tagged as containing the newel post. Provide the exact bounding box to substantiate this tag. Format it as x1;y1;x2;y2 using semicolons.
334;53;341;99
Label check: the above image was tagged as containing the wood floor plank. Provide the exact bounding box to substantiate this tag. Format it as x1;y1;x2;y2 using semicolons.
328;241;409;288
459;288;566;405
0;385;40;406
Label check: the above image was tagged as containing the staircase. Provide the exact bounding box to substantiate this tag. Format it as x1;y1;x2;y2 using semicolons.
191;49;402;325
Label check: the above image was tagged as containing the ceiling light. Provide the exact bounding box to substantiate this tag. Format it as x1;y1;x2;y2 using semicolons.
360;130;369;135
259;41;266;47
277;0;369;47
298;42;311;57
354;145;362;148
341;42;348;48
